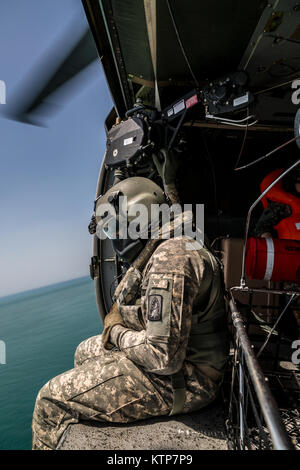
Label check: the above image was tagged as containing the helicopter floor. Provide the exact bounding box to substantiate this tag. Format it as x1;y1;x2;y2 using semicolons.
59;399;227;450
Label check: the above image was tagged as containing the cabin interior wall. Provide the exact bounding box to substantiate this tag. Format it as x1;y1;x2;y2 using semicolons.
177;127;299;242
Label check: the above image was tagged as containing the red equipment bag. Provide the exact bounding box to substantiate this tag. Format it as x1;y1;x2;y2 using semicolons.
246;237;300;283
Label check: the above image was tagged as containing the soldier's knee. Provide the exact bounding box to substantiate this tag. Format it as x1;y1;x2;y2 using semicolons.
74;339;88;367
33;380;51;419
36;380;50;401
74;335;104;367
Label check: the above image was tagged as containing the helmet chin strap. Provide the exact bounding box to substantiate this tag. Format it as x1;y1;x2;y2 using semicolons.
112;237;146;264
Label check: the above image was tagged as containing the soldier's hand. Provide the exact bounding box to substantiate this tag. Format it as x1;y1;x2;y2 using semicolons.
102;303;125;350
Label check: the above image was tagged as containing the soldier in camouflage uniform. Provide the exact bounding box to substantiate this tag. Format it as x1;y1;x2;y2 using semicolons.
32;177;229;450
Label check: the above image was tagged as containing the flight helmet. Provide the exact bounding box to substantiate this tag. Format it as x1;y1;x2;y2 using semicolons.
95;177;166;262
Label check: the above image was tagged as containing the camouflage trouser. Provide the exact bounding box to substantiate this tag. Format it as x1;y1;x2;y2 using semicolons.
32;335;219;450
32;335;171;450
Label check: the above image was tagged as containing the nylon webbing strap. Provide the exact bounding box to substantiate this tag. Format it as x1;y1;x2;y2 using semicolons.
169;370;186;416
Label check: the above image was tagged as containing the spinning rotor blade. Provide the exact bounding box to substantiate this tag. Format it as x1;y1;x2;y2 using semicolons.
4;28;98;125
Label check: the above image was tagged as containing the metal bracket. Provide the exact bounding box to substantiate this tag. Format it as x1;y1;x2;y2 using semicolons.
90;255;100;280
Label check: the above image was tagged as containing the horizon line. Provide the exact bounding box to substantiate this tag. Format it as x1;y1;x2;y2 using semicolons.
0;274;91;301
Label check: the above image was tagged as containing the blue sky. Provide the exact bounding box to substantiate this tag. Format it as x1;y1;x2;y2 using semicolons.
0;1;113;296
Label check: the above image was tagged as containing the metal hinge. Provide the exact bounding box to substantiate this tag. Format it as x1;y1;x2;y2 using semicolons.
90;256;100;280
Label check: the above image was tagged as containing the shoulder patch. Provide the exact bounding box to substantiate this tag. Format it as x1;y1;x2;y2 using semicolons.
148;295;163;321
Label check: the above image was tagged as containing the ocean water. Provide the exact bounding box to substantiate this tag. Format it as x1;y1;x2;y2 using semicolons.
0;277;103;450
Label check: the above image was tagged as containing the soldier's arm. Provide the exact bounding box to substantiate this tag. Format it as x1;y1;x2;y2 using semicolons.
109;271;199;375
253;200;291;237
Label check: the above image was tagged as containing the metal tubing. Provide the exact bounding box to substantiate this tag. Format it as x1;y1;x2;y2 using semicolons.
229;297;294;450
239;351;245;449
231;285;300;297
235;136;300;171
256;294;296;359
